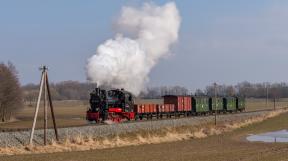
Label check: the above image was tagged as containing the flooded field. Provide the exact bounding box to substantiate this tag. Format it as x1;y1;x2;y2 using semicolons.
247;130;288;143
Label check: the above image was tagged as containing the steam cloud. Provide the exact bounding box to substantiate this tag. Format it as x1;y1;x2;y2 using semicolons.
86;2;181;95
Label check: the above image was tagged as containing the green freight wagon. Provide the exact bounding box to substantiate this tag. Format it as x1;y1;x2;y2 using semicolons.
236;97;245;112
223;97;237;112
209;97;224;112
192;96;210;114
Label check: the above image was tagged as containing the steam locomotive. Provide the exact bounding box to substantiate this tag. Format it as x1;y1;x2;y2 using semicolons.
86;88;246;123
86;88;135;123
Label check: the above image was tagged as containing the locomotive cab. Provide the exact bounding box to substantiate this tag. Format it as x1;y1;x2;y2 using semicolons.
107;89;134;112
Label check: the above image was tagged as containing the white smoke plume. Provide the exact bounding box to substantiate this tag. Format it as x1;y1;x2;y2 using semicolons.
86;2;181;96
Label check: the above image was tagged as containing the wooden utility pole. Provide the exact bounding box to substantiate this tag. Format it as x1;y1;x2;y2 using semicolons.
266;83;269;108
214;83;217;126
44;69;47;145
29;66;58;146
273;98;276;111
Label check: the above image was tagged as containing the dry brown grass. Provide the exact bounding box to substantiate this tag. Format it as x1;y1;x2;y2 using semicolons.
0;109;286;156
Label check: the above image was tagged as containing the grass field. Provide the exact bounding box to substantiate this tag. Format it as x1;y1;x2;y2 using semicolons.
0;98;288;131
0;100;88;130
246;98;288;111
1;108;288;160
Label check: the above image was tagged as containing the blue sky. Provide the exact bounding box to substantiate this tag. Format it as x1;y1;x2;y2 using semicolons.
1;0;288;91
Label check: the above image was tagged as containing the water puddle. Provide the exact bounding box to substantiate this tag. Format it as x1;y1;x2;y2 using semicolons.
247;130;288;143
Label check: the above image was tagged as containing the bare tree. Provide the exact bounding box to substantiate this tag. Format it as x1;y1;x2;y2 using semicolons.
195;89;205;96
24;90;38;106
139;86;189;98
225;85;236;96
0;62;23;122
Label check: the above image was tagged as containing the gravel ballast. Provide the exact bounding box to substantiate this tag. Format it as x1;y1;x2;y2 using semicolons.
0;111;271;147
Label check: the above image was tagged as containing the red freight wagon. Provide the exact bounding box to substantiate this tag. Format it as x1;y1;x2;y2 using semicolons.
157;104;175;113
164;104;170;112
183;97;192;111
150;104;157;113
170;104;175;112
134;104;158;114
162;104;175;112
135;104;157;113
134;105;144;114
157;104;164;113
163;95;192;112
143;104;149;113
135;103;177;118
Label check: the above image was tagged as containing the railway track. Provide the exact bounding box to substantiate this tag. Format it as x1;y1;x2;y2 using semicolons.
1;107;286;133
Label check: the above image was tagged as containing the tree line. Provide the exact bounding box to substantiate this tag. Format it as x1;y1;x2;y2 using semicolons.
139;82;288;99
201;81;287;99
22;81;288;102
23;81;97;104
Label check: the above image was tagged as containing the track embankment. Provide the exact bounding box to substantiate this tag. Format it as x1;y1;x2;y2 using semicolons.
0;109;287;155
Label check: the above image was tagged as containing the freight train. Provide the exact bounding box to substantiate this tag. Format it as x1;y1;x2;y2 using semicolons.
86;88;245;123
